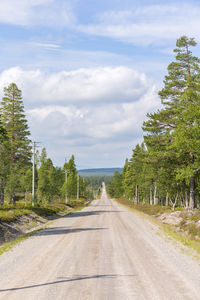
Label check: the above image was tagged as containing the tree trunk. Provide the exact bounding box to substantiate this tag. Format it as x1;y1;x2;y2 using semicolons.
154;184;158;205
135;185;139;205
0;179;4;206
189;152;195;209
1;190;4;206
171;194;178;211
150;186;153;205
189;176;195;209
11;193;16;204
25;191;27;207
165;192;169;206
185;191;189;208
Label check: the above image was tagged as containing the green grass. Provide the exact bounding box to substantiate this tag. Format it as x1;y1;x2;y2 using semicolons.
0;208;32;222
189;211;200;222
115;198;174;216
160;223;200;257
0;199;87;222
67;198;86;208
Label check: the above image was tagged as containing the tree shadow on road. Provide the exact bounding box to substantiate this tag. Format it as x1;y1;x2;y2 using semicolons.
0;274;137;293
67;210;123;218
91;205;115;207
35;227;107;236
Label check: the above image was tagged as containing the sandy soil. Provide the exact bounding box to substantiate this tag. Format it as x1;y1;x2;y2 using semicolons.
0;187;200;299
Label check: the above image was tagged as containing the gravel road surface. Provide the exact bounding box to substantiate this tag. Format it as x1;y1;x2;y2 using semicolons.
0;186;200;299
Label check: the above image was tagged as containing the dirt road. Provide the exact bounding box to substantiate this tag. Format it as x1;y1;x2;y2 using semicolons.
0;187;200;299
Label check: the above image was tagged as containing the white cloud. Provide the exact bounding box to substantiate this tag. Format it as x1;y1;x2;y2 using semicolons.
78;3;200;46
0;0;75;26
26;97;159;166
29;42;61;49
0;66;151;106
0;66;160;166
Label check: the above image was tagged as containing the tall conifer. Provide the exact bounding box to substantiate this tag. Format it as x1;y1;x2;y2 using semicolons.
0;83;31;202
143;36;200;209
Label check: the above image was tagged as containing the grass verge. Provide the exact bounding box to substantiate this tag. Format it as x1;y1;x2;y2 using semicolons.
115;198;182;216
0;199;87;222
115;198;200;257
0;227;45;256
0;199;88;256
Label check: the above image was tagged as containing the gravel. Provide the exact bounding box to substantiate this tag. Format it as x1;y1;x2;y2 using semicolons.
0;187;200;299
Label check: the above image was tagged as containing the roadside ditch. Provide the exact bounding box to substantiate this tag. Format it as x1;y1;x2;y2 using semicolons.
0;199;91;250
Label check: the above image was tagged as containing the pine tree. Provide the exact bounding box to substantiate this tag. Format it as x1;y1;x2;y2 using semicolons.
143;36;200;209
108;171;123;198
40;147;47;166
159;36;200;209
37;158;56;203
0;83;31;202
0;121;8;205
62;155;77;199
1;83;31;166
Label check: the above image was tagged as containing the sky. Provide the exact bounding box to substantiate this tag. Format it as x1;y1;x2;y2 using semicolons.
0;0;200;169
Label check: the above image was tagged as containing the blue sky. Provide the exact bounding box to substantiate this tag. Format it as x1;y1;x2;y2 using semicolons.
0;0;200;168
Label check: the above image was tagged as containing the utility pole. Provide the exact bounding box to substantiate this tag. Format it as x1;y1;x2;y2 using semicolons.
77;173;79;199
65;159;68;204
32;141;36;208
32;141;40;208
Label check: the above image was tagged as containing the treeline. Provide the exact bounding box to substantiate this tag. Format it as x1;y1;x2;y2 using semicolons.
35;151;92;203
0;83;93;205
108;36;200;210
84;176;112;188
84;176;113;197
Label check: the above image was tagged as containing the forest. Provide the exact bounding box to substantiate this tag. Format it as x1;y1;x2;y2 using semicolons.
0;83;95;207
107;36;200;210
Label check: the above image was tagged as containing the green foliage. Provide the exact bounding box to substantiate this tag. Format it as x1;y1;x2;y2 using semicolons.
37;158;57;203
1;83;31;166
0;83;94;208
76;176;109;200
67;198;86;208
110;36;200;211
62;155;77;198
0;83;31;203
0;208;31;222
115;198;172;215
22;168;33;193
85;176;112;187
107;171;123;198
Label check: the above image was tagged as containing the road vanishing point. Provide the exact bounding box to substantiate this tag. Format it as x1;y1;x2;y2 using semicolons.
0;186;200;299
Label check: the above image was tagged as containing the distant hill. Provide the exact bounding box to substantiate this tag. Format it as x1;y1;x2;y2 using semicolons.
78;168;123;177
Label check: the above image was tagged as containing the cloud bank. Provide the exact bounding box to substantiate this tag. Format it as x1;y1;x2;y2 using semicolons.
0;66;151;106
0;66;160;167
